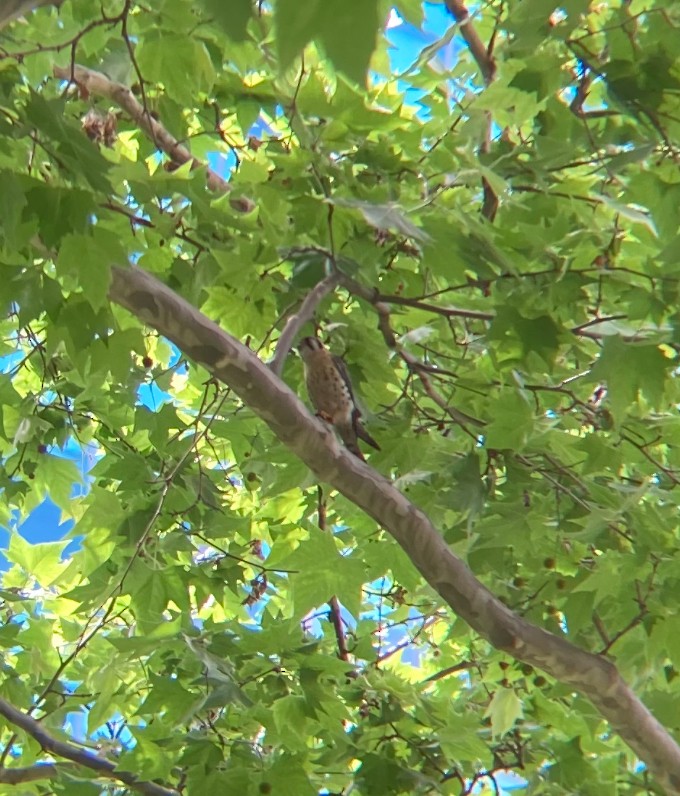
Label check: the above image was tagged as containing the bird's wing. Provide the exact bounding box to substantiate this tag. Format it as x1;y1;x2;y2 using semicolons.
331;355;357;406
332;355;380;451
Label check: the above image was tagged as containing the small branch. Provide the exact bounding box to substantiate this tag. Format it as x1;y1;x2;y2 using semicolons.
0;697;179;796
620;434;680;486
328;595;350;662
443;0;498;218
376;293;494;322
444;0;496;83
592;611;610;648
317;486;351;662
0;763;58;783
568;66;620;120
481;175;499;222
52;64;253;212
269;271;341;376
374;290;666;343
421;660;475;683
599;611;647;655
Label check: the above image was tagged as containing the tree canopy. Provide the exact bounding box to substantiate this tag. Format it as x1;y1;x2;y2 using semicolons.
1;0;680;794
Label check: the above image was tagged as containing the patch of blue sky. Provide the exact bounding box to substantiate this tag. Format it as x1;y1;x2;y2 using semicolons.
136;378;173;410
388;3;464;71
207;113;276;178
136;342;187;409
384;3;466;115
0;433;99;569
0;349;25;375
65;707;139;751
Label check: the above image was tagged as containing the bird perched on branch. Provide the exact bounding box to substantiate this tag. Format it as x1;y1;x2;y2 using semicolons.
298;337;380;460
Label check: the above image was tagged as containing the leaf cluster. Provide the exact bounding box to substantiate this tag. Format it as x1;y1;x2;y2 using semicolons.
0;0;679;793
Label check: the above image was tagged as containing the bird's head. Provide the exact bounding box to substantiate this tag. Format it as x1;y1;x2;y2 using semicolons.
297;337;325;362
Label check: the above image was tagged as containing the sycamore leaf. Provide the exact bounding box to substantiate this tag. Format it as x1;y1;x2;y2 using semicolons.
588;336;669;422
597;196;658;236
5;534;70;587
274;0;380;84
136;35;216;105
200;0;252;40
331;197;430;241
485;688;524;737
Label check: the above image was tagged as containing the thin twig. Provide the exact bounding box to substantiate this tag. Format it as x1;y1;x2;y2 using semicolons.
421;660;475;683
339;273;485;428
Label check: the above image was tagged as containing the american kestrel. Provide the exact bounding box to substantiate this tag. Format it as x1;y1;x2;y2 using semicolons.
298;337;380;460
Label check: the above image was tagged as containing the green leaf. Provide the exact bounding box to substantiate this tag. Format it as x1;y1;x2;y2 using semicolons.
200;0;252;40
331;197;429;241
273;695;309;750
485;687;523;737
589;336;669;422
489;307;562;367
597;195;658;236
267;754;317;796
484;390;534;450
274;0;380;84
6;533;69;586
23;184;96;248
35;454;82;518
136;35;216;105
56;230;121;309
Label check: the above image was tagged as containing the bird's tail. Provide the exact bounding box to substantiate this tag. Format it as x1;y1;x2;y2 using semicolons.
355;419;380;451
337;425;367;460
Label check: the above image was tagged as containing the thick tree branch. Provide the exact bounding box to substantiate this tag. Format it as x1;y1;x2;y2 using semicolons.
108;262;680;794
0;696;179;796
52;64;254;213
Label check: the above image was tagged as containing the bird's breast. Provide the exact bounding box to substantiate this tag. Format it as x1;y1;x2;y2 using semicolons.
305;363;353;425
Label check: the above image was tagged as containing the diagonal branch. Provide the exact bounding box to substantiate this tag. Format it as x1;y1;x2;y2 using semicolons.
443;0;498;218
108;261;680;794
269;270;341;376
0;763;58;783
52;64;254;213
0;696;179;796
444;0;496;83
